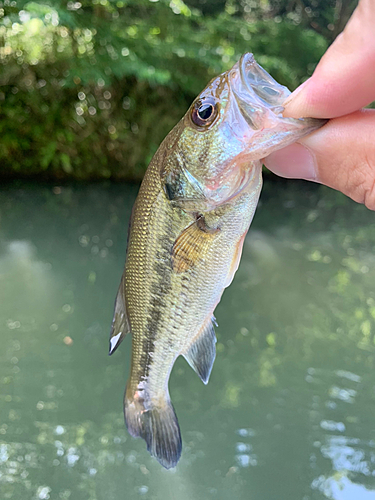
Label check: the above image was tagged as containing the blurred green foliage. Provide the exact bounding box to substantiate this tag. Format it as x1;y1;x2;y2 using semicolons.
0;0;357;179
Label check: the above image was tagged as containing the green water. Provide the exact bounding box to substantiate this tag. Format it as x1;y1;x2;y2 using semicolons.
1;181;375;500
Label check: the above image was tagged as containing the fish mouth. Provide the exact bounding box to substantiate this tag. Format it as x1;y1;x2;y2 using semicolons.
235;53;290;119
230;53;327;158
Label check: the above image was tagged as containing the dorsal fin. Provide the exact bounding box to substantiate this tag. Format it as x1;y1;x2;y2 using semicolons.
109;205;135;355
172;217;219;274
182;316;217;384
109;278;131;355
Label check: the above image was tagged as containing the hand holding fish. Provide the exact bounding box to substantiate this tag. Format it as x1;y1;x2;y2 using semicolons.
264;0;375;211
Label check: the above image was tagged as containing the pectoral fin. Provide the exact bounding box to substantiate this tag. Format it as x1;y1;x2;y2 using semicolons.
172;217;219;273
183;316;217;384
109;277;131;355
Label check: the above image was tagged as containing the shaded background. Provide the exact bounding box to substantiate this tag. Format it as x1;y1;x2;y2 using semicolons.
2;182;375;500
0;0;357;180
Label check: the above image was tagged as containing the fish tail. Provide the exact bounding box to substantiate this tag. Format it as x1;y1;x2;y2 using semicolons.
124;385;182;469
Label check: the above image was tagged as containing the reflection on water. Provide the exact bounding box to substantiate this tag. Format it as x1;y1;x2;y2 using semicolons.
1;182;375;500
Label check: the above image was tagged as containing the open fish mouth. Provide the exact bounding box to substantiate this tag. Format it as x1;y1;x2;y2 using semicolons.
236;52;290;119
230;53;327;157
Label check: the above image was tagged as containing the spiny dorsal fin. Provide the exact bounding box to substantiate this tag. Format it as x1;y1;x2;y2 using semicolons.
183;316;217;384
172;217;219;274
109;278;131;355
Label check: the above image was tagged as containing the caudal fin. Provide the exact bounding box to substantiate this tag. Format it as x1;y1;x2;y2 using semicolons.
124;388;182;469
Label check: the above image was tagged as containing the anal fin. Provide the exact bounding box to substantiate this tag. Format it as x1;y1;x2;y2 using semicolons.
183;316;217;384
109;277;131;355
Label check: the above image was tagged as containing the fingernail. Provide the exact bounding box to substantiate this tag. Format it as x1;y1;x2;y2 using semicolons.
282;78;311;115
264;143;318;181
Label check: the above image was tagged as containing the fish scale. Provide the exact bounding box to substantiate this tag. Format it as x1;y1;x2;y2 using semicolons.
109;53;327;468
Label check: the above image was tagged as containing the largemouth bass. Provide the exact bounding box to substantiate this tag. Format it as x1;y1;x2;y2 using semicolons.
109;53;326;468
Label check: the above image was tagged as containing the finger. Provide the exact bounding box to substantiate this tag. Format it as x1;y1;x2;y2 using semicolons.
264;110;375;210
283;0;375;119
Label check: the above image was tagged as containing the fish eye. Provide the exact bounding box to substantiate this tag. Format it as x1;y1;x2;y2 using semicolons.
191;97;218;128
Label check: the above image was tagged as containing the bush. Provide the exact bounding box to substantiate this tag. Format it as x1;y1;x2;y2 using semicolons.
0;0;353;180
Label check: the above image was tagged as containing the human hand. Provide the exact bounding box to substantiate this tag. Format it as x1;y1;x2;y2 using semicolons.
263;0;375;210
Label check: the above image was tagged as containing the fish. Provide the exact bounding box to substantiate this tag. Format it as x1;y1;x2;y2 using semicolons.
109;53;326;469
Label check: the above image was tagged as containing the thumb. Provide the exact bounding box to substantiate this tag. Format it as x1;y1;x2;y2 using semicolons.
264;110;375;210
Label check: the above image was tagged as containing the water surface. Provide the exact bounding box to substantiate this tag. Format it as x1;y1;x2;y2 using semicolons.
1;181;375;500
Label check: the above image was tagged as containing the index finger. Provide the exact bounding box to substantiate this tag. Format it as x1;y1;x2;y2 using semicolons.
283;0;375;119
